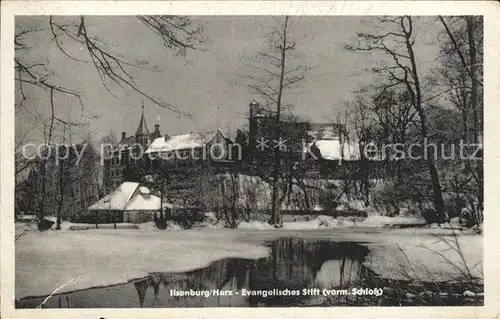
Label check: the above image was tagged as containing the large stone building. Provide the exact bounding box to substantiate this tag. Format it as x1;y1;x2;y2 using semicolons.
103;100;366;193
103;104;162;190
103;104;235;191
247;100;360;163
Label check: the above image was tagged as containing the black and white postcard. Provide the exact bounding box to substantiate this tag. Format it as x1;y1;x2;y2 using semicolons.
1;1;499;318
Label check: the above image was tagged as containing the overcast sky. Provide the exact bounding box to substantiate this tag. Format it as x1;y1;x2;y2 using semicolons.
15;16;441;144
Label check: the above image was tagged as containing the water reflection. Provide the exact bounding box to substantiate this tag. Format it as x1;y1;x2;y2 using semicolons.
124;239;373;307
17;238;374;308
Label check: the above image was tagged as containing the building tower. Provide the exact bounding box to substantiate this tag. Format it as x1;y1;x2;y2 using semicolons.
248;100;262;162
135;102;150;147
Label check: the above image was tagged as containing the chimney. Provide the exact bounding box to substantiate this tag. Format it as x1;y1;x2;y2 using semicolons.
154;124;160;135
121;132;126;141
249;100;260;118
164;134;169;142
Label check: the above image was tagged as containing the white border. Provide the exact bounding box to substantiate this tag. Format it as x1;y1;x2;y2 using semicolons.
2;1;500;318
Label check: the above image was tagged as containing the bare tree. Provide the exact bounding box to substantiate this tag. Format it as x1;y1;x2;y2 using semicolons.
16;16;205;229
124;154;215;229
36;89;57;225
344;96;378;206
437;16;483;225
438;16;483;144
242;16;311;226
16;16;204;115
346;16;447;222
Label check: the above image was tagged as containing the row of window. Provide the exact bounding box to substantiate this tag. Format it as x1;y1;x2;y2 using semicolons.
107;167;123;178
107;148;218;165
156;149;201;160
108;155;140;166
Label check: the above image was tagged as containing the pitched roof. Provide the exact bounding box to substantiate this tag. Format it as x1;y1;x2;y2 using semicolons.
88;182;140;210
135;105;150;136
124;192;161;211
145;129;227;154
118;136;136;147
88;182;178;211
115;132;158;152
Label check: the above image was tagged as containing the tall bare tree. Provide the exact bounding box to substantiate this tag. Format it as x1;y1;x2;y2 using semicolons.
438;16;483;144
438;16;483;224
242;16;311;226
346;16;447;222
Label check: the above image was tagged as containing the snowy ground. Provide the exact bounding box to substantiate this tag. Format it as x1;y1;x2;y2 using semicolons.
15;228;269;299
15;216;482;300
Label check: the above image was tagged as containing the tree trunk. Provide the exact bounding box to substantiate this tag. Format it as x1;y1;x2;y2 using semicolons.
95;177;100;228
270;16;289;227
56;157;65;230
466;17;479;145
230;174;238;227
405;16;446;222
37;161;47;223
466;16;483;223
155;181;167;229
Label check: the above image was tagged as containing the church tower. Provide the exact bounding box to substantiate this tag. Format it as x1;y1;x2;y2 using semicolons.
135;102;150;147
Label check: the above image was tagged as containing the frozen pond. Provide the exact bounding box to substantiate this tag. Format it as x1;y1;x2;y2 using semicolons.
16;237;482;308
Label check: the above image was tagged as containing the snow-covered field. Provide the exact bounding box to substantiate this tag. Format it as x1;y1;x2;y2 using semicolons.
15;217;483;300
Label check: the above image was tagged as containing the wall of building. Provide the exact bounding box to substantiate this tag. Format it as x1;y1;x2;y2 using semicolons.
123;210;156;223
77;210;125;224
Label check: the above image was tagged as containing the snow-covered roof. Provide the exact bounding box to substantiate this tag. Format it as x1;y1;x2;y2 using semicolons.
309;140;361;161
145;129;228;154
88;182;140;211
89;182;181;211
124;193;161;211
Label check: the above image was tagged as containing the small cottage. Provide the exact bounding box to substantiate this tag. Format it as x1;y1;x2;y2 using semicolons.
86;182;162;224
